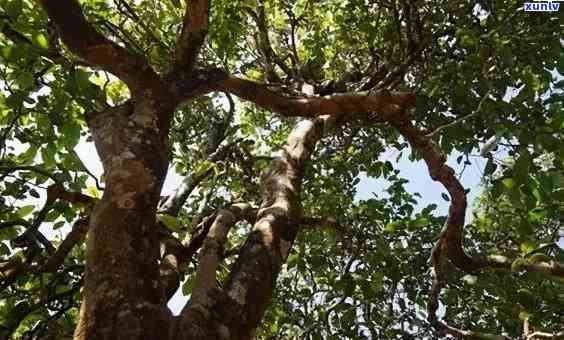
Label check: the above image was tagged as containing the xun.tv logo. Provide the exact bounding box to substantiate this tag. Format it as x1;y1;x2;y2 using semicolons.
524;0;561;11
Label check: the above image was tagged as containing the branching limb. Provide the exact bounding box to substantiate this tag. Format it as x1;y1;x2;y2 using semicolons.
35;0;161;95
426;89;492;138
158;205;257;302
159;137;241;215
392;116;500;272
1;217;88;290
427;243;511;340
42;218;89;273
428;245;563;339
175;116;336;338
1;186;95;289
396;112;564;339
160;94;236;216
188;204;256;306
219;116;335;334
486;254;564;278
527;331;564;339
0;164;61;183
174;0;209;74
210;74;416;120
393;116;564;280
172;69;415;117
1;219;53;254
246;3;293;80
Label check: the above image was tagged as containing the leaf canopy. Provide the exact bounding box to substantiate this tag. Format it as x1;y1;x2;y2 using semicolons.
0;0;563;339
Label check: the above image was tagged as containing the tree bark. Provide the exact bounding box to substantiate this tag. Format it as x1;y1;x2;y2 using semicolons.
32;2;417;338
175;116;335;339
74;100;174;339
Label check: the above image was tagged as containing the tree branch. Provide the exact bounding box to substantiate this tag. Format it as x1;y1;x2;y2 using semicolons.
174;0;210;73
185;204;256;308
219;116;335;337
1;187;95;289
426;89;492;138
160;141;237;216
527;331;564;339
427;243;511;340
392;116;564;279
175;116;336;338
160;96;236;216
36;0;161;95
0;217;88;290
0;164;61;183
210;74;416;120
158;204;257;302
246;3;292;80
5;218;55;254
42;217;89;273
392;116;498;272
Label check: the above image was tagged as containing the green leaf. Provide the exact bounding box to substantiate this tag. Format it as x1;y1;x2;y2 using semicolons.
520;240;538;255
502;178;516;190
52;221;65;230
32;33;49;49
286;254;298;269
16;72;35;90
157;214;182;233
194;160;214;178
75;69;93;91
6;0;23;18
513;150;531;185
182;276;194;296
519;311;532;321
16;205;35;218
385;221;401;232
86;186;101;199
60;120;81;149
527;207;546;223
41;147;56;168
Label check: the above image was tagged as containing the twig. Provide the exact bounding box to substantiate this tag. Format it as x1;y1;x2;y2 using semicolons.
426;89;492;138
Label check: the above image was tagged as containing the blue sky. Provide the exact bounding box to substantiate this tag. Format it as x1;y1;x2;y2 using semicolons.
356;149;487;217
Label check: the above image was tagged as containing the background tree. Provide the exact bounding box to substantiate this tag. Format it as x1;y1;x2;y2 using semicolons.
0;0;563;339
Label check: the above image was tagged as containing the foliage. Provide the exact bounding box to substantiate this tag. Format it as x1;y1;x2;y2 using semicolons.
0;0;563;339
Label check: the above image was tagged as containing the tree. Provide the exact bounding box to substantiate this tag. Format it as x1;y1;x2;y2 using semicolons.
0;0;563;338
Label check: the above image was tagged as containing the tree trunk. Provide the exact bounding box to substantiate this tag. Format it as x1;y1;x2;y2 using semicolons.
175;117;332;340
74;100;174;339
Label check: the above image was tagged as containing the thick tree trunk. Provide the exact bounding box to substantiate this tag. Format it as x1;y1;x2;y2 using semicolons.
175;117;333;340
74;101;174;339
29;1;419;339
